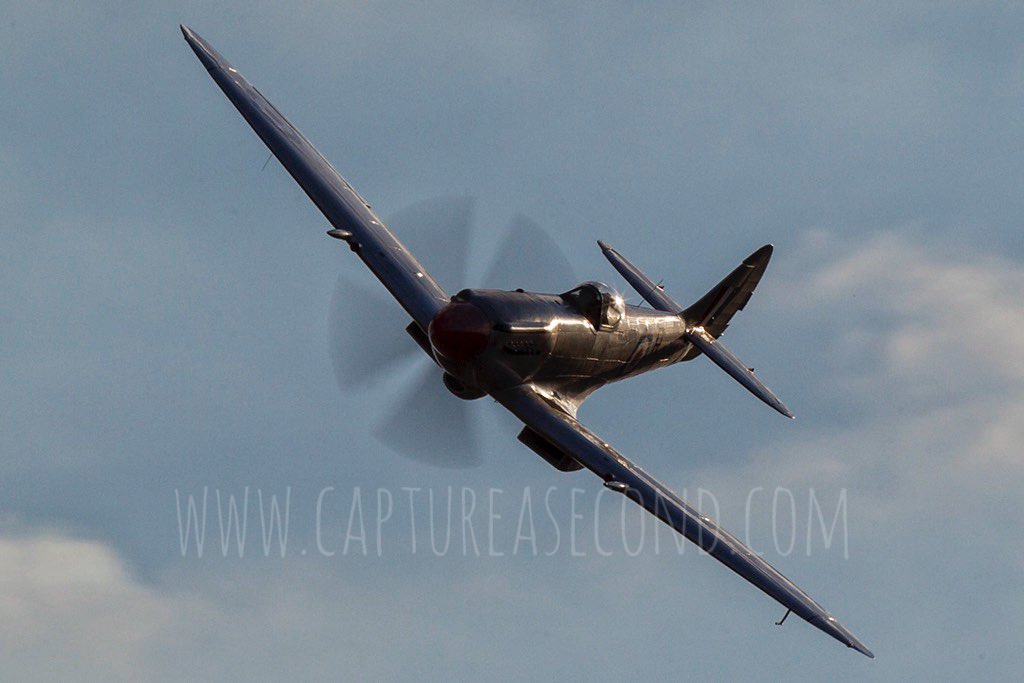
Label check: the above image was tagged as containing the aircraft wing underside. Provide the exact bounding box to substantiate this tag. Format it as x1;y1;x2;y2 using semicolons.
182;26;449;331
493;383;873;657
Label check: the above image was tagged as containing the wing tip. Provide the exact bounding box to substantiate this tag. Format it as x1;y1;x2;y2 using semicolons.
771;398;795;419
848;637;875;658
180;24;228;75
810;614;874;659
180;24;200;46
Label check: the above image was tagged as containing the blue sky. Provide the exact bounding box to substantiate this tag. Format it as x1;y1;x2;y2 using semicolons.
2;2;1023;680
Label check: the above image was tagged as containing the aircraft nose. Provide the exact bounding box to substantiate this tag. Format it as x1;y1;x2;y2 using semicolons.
428;302;491;361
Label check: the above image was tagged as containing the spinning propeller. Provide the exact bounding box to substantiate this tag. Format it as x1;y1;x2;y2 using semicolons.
328;197;576;467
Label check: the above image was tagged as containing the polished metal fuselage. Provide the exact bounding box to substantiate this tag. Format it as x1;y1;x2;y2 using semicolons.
438;289;694;408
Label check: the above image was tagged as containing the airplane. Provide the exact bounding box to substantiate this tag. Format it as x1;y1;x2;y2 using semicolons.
181;26;873;658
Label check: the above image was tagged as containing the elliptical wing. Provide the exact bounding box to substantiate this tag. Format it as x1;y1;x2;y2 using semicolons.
182;26;448;331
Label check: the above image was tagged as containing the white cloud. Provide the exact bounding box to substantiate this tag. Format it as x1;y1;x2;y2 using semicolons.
0;531;582;681
0;531;433;680
0;533;181;680
802;231;1024;386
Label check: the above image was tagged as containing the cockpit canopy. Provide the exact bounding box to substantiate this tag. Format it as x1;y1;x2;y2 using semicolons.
560;281;625;330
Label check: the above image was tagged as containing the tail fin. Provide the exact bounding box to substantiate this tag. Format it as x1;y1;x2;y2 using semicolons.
682;244;773;342
598;241;793;418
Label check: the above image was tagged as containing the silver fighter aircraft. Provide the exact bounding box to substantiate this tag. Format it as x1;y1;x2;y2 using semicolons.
182;26;872;658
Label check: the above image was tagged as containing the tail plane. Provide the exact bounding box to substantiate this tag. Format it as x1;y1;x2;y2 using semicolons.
598;241;793;418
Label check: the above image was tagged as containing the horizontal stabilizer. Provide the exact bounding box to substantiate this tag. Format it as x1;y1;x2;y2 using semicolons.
685;327;794;418
598;240;682;313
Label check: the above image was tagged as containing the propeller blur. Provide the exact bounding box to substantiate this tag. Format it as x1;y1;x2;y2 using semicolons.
329;197;577;467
